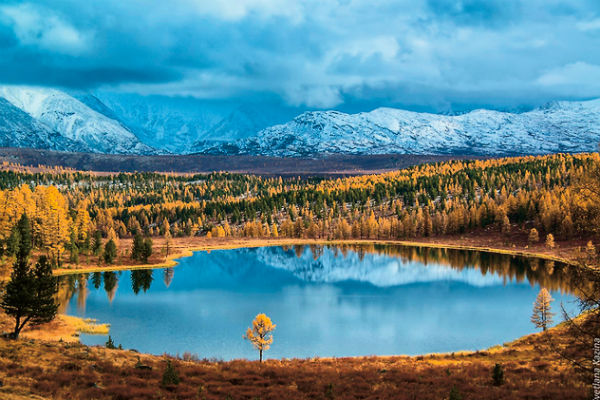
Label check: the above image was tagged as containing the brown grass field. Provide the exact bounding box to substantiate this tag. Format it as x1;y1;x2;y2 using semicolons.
0;317;591;400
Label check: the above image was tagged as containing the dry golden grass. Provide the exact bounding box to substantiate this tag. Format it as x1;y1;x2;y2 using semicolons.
0;320;589;400
58;316;110;336
0;312;109;343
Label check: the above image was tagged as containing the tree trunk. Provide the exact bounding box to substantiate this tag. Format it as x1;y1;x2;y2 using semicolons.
12;315;29;339
12;315;21;339
259;349;263;363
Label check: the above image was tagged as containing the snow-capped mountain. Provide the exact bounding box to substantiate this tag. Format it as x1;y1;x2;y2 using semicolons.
0;85;598;157
199;99;600;156
0;86;156;155
0;97;84;151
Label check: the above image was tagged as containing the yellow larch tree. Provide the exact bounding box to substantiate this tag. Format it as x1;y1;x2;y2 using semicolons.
243;313;276;362
33;186;71;263
531;288;554;331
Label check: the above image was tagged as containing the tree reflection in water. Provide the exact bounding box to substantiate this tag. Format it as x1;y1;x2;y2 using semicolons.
57;244;583;308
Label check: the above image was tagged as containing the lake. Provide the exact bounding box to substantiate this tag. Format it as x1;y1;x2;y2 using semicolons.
59;244;578;360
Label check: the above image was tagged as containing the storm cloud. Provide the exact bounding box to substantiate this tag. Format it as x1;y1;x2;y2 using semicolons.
1;0;599;111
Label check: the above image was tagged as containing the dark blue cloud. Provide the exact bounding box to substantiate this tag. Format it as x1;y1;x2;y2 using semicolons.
0;0;599;111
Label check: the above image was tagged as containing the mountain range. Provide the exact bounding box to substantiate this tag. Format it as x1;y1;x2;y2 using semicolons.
0;85;598;157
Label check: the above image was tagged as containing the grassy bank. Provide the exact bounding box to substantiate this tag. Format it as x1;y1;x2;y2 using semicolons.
0;317;589;400
0;312;109;344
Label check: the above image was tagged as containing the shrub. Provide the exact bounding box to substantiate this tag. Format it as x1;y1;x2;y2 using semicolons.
162;360;180;387
492;363;505;386
324;383;334;399
449;385;462;400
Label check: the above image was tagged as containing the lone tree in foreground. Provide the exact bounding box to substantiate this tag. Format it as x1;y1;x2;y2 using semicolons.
1;214;58;339
531;288;554;331
244;313;276;362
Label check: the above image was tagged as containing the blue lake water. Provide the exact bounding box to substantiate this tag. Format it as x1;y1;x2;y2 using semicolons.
59;245;578;360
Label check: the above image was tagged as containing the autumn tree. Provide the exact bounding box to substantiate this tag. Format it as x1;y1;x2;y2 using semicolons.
531;288;554;331
68;230;79;264
501;215;510;234
528;228;539;245
33;186;70;265
545;234;555;249
243;313;276;362
586;240;596;261
164;229;172;256
556;153;600;374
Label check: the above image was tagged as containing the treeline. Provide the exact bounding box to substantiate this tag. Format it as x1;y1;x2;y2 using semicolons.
0;153;598;265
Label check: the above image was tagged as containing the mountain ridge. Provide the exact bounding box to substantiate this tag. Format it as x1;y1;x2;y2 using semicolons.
196;99;600;156
0;85;598;157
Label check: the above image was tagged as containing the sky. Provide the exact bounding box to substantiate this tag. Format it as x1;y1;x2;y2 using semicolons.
0;0;599;112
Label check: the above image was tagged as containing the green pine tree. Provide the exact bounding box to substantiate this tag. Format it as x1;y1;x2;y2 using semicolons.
492;363;505;386
92;230;103;256
162;360;180;386
103;239;117;264
0;214;58;339
131;233;144;261
141;237;153;263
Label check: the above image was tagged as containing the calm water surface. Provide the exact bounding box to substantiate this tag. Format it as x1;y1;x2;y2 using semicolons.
59;245;578;360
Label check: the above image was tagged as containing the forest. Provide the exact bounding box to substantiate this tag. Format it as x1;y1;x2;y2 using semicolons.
0;153;598;267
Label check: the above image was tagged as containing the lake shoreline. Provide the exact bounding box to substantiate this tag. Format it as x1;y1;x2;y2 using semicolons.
53;235;588;276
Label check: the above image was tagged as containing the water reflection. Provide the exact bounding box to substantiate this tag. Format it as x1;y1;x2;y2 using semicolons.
58;245;580;359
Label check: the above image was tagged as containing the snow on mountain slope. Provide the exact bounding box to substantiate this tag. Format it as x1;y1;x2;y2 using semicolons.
0;98;85;151
0;86;157;155
200;98;600;156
